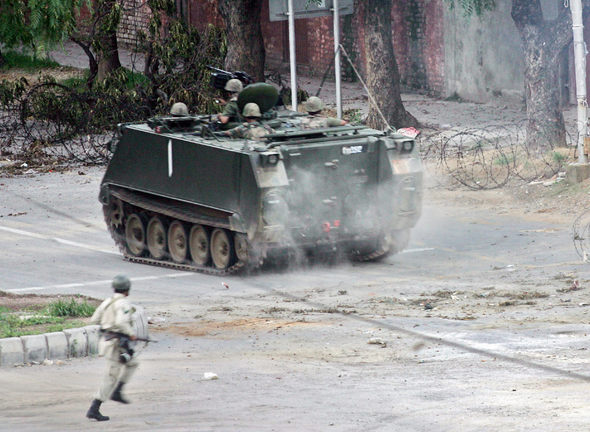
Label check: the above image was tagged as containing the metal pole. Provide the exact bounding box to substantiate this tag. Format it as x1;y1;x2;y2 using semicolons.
333;0;342;118
288;0;298;112
571;0;587;163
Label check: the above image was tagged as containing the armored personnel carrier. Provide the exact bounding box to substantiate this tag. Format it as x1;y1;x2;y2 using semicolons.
99;84;423;274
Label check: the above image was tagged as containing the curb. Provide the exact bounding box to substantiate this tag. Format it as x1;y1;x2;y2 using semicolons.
0;325;99;367
0;306;148;368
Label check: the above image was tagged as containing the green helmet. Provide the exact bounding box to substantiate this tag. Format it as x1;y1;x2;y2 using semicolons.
304;96;323;113
170;102;188;116
224;79;243;93
242;102;261;118
112;275;131;293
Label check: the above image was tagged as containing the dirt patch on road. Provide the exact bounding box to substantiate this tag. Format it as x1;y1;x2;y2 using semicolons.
0;290;99;311
158;318;323;337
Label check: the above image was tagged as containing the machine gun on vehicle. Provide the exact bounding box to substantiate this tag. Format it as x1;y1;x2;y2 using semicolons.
207;65;254;90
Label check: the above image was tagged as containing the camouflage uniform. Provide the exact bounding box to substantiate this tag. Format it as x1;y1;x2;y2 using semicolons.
91;293;138;403
300;114;343;129
227;121;274;141
221;96;241;123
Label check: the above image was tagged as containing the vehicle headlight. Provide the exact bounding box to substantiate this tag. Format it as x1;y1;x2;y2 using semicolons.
262;191;289;226
402;141;414;152
260;152;280;167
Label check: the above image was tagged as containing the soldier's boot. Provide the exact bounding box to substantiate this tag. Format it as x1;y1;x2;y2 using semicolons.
110;382;130;404
86;399;109;421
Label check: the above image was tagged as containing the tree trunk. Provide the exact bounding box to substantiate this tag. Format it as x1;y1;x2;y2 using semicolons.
95;0;122;81
218;0;265;82
364;0;417;130
71;36;98;86
511;0;571;149
96;31;121;81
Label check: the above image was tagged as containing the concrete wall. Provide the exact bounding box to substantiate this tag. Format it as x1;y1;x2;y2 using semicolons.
443;0;524;102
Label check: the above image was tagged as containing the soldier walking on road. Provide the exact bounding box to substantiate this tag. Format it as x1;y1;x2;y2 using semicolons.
86;275;139;422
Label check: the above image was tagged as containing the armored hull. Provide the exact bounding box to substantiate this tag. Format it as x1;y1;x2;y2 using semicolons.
99;113;423;274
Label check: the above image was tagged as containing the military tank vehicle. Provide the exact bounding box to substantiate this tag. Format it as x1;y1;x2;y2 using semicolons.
99;84;423;275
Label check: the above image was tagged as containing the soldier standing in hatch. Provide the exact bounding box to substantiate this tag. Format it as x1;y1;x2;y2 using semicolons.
301;96;347;128
170;102;189;117
225;103;274;141
86;275;138;422
217;78;244;126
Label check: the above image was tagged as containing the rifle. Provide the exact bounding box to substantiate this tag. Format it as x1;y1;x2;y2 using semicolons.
100;330;157;364
100;329;157;344
207;65;254;90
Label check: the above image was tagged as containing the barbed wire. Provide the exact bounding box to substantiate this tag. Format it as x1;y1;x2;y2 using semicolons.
418;121;576;190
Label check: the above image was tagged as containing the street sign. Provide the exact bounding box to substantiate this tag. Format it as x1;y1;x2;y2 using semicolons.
269;0;354;22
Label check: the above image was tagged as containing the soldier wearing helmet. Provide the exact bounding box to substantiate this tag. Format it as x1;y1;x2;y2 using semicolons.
301;96;347;129
225;103;274;141
86;275;138;422
217;78;244;126
170;102;189;117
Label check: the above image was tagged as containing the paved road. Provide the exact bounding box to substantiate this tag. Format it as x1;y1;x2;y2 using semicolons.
1;168;590;431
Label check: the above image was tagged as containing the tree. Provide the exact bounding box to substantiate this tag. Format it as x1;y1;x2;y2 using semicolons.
446;0;574;148
94;0;123;81
218;0;265;82
511;0;572;148
71;0;124;84
363;0;417;129
0;0;83;65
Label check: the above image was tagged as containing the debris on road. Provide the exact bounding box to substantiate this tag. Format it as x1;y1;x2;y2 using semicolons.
368;337;387;347
203;372;219;380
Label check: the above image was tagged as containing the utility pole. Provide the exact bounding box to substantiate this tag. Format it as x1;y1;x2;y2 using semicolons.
288;0;298;112
571;0;588;163
333;0;342;118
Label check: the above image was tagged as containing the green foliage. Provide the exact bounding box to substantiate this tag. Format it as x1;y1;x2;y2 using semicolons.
0;0;89;54
0;298;95;338
0;79;28;106
139;2;227;114
47;299;96;317
0;51;60;70
493;153;514;166
0;310;65;338
444;0;496;16
343;108;364;125
552;151;566;163
92;0;123;54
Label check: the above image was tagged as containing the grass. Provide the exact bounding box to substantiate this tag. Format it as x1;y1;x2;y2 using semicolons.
0;299;95;338
1;51;60;71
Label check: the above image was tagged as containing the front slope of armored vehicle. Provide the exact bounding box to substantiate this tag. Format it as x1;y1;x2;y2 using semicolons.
99;99;422;275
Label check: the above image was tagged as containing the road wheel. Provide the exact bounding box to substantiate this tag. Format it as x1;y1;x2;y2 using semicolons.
234;233;249;262
125;213;146;257
108;197;124;230
147;216;167;260
189;224;210;266
168;220;188;263
210;228;234;270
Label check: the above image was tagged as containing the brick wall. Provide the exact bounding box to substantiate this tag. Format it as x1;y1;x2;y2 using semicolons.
391;0;444;94
76;0;445;95
187;0;223;31
258;0;445;94
117;0;152;48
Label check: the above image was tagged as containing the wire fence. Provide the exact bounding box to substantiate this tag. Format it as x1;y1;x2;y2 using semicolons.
0;80;581;180
418;122;576;190
0;81;139;165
